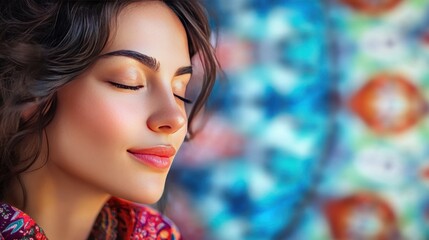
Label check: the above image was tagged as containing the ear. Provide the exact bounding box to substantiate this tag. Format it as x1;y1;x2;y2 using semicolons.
20;101;38;121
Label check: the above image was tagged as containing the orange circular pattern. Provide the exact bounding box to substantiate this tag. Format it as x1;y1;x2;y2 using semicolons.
340;0;403;15
349;73;427;134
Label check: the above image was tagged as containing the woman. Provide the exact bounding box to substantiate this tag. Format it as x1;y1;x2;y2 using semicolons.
0;0;218;239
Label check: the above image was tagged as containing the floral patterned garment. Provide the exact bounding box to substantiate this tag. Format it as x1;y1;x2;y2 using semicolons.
0;197;181;240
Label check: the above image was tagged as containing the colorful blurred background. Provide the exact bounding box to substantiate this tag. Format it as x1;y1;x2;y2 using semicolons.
165;0;429;239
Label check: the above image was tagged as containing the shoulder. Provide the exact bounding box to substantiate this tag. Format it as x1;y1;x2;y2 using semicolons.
0;202;47;240
91;197;182;240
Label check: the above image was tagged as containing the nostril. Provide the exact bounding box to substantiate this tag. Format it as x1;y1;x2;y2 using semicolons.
159;125;172;130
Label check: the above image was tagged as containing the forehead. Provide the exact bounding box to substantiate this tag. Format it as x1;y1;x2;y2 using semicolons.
102;1;190;68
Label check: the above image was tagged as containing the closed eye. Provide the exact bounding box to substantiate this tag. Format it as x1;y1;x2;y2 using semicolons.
108;81;143;91
109;81;192;104
174;94;193;104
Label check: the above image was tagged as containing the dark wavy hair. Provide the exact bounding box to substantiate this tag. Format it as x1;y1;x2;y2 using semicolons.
0;0;218;203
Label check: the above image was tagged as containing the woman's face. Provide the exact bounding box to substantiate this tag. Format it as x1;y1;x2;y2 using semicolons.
44;2;190;203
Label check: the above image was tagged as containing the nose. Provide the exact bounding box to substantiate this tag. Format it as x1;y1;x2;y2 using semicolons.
147;95;187;134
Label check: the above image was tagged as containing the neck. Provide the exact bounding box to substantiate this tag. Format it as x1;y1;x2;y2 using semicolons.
13;162;110;240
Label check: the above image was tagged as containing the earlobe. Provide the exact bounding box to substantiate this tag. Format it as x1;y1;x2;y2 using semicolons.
20;96;55;121
20;101;39;121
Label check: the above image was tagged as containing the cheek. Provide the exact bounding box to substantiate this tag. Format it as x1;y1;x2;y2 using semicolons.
78;97;132;145
46;79;139;168
65;94;126;147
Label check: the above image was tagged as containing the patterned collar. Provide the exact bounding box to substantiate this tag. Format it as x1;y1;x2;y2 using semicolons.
0;197;181;240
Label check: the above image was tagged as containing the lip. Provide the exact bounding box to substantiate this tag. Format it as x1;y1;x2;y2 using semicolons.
128;146;176;170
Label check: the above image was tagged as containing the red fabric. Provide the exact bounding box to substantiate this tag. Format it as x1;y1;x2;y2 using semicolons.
0;198;181;240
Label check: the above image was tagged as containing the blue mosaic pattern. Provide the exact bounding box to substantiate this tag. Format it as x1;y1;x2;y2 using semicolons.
167;0;429;239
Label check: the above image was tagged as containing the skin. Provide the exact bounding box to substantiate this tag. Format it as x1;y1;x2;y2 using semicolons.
11;2;191;239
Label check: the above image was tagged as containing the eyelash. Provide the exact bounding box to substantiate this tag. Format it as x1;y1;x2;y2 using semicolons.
109;81;143;90
108;81;193;104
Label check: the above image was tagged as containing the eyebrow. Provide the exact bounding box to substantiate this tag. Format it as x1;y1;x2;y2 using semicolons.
100;50;160;71
99;49;192;76
175;66;193;76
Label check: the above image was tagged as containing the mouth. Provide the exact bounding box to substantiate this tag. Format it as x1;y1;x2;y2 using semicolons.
127;146;176;170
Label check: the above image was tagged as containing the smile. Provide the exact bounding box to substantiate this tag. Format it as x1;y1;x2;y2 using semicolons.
127;146;176;170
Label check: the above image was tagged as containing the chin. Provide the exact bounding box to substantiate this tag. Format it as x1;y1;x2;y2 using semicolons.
117;184;166;205
138;190;164;205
